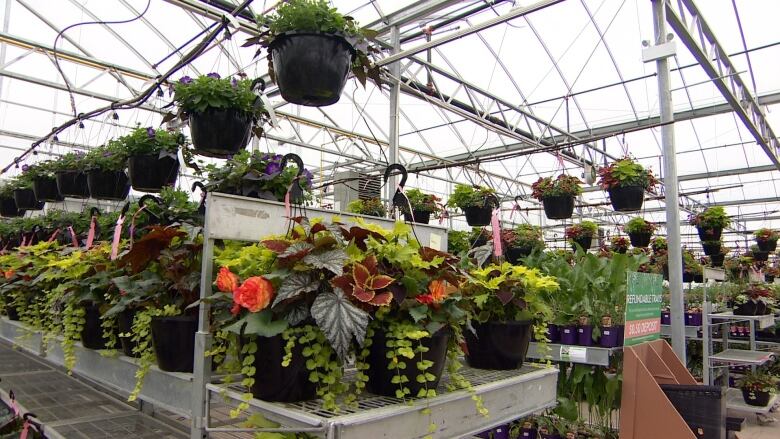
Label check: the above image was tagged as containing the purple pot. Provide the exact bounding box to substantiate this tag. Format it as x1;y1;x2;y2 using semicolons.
493;424;509;439
685;312;702;326
600;326;621;347
560;325;577;345
577;324;594;346
540;434;562;439
661;311;671;325
547;324;560;343
520;428;538;439
475;431;491;439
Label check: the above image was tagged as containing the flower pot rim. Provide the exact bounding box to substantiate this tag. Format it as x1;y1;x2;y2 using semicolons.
270;30;357;53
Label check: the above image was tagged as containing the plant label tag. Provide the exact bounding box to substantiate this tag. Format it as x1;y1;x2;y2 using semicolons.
429;234;441;251
560;346;587;362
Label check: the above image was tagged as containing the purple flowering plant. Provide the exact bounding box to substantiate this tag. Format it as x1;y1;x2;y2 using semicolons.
81;139;128;171
204;150;312;202
168;73;267;126
113;125;184;157
50;151;89;172
17;160;57;181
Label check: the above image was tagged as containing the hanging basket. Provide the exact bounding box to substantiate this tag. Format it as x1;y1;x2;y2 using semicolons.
570;235;593;252
80;303;108;350
464;205;492;227
741;388;771;407
541;195;574;220
702;241;721;256
0;196;22;218
752;251;769;262
269;32;355;107
150;315;196;372
628;232;651;248
189;109;252;158
464;321;532;370
12;189;43;211
697;226;722;241
710;254;725;267
505;245;534;264
128;154;179;193
756;239;777;252
56;170;90;198
32;176;63;202
87;169;130;201
607;185;645;212
403;210;431;224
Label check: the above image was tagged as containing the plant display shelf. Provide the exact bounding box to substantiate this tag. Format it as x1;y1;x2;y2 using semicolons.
526;342;622;366
660;324;701;338
708;349;775;365
709;311;777;330
724;388;778;414
205;364;558;439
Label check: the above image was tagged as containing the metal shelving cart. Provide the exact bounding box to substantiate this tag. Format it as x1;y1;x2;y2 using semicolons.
526;343;622;367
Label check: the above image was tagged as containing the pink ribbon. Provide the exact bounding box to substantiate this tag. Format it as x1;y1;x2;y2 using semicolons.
284;189;291;219
110;215;125;261
128;206;147;248
20;235;27;247
85;216;97;249
509;203;519;219
438;207;449;225
47;228;61;243
19;421;29;439
68;226;79;248
491;209;502;257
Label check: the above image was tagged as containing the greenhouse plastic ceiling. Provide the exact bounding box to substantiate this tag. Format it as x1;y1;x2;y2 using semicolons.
0;0;778;249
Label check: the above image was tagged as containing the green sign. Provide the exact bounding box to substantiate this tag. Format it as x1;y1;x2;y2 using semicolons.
623;272;663;346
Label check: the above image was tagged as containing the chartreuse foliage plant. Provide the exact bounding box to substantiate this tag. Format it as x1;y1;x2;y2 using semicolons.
624;217;656;235
446;184;498;210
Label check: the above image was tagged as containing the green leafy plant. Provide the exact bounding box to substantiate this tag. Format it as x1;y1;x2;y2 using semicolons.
623;217;656;235
115;125;184;157
597;157;658;191
738;369;779;393
531;174;583;200
651;236;667;253
565;221;598;240
446;184;498;210
501;224;544;250
248;0;381;88
50;151;88;172
346;198;386;217
754;228;778;243
688;206;731;230
609;236;629;253
404;188;443;215
81;141;128;171
20;161;58;180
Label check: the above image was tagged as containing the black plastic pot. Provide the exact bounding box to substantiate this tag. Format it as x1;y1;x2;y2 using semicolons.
80;303;108;350
702;241;721;256
505;245;535;264
734;300;759;316
464;321;532;370
570;235;593;252
742;388;771;407
4;301;19;321
270;32;355;107
599;326;621;348
150;315;197;372
189;109;252;158
628;232;651;248
32;177;63;202
756;239;778;252
243;333;317;402
766;274;775;283
694;274;704;283
403;210;431;224
55;170;89;198
128;154;179;193
12;189;42;211
682;272;694;283
366;328;450;397
607;185;645;212
117;309;139;358
464;206;492;227
0;197;22;218
752;251;769;262
541;195;574;220
697;226;722;241
710;254;725;267
87;169;130;201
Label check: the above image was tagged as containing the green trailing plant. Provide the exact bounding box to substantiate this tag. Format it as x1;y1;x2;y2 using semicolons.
115;125;184;157
249;0;381;88
597;157;658;190
688;206;731;230
623;217;656;235
446;184;498;210
346;198;386;217
531;174;583;200
20;161;57;180
404;188;443;215
50;151;88;172
81;141;128;171
501;224;545;250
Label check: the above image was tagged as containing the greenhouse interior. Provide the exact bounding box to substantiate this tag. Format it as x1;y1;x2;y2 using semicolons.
0;0;780;438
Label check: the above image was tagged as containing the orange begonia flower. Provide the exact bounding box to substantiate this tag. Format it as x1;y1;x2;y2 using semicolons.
215;267;239;293
234;276;274;312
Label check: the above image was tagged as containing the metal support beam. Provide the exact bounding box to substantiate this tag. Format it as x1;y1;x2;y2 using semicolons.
652;0;685;362
665;0;780;170
365;0;464;34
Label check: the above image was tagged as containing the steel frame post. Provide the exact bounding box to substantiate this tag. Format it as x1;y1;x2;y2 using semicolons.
651;0;685;362
385;26;401;203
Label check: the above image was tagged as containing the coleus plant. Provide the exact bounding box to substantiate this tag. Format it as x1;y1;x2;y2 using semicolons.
597;157;658;191
754;228;778;243
530;174;583;201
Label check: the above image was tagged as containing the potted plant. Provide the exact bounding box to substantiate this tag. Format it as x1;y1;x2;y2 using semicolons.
0;184;23;218
204;151;313;201
402;188;442;224
462;262;558;369
624;217;655;248
754;228;778;252
609;236;629;254
117;126;183;193
447;230;470;255
530;174;582;220
82;141;130;201
597;157;658;212
689;206;730;241
738;370;778;407
733;285;775;316
446;184;499;227
10;173;43;211
346;198;386;217
750;244;769;262
765;265;778;283
51;151;90;198
251;0;380;107
651;236;667;254
171;74;269;157
537;415;564;439
501;224;545;264
24;161;63;202
565;221;598;251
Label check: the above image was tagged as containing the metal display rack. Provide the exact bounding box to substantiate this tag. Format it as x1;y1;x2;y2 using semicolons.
525;343;621;367
189;193;558;438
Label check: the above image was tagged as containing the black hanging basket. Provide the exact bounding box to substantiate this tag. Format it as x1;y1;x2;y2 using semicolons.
80;303;108;350
403;210;431;224
702;241;721;256
189;109;252;158
117;309;139;358
752;251;769;262
541;195;575;220
710;254;725;267
607;185;645;212
12;189;43;211
269;32;355;107
741;388;771;407
464;206;492;227
87;169;130;201
32;176;63;202
628;232;651;248
697;226;722;241
365;328;450;397
0;196;22;218
243;333;317;402
682;272;695;283
756;239;778;252
56;170;90;198
128;154;180;193
150;315;197;372
464;321;532;370
571;235;593;252
505;245;534;264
